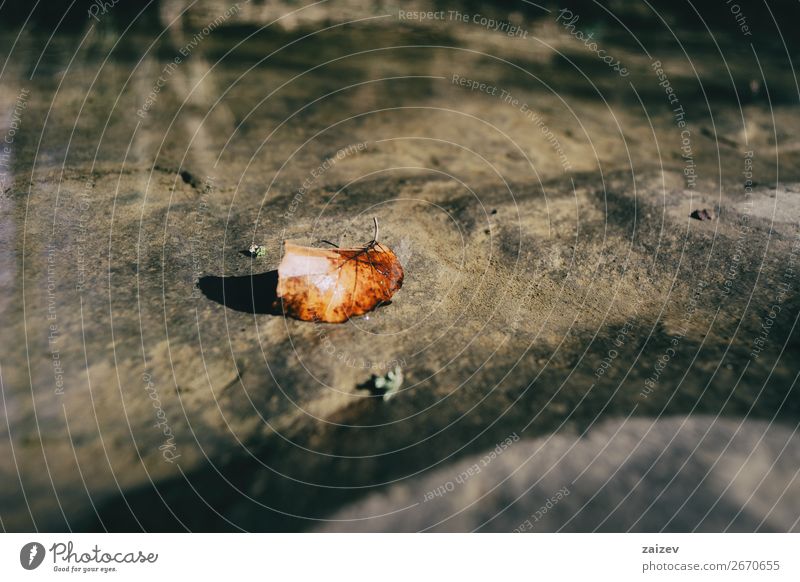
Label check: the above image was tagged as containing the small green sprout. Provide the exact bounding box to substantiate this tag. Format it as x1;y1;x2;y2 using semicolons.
249;244;266;257
373;365;403;401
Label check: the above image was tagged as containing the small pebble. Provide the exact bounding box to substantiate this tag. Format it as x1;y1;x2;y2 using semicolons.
690;208;715;221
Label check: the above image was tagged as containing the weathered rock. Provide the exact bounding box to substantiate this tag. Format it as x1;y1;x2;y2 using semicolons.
1;1;799;532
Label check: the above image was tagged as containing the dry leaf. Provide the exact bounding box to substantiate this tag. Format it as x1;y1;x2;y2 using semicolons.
277;230;404;323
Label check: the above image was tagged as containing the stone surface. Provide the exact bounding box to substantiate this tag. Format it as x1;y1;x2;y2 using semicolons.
1;1;799;531
318;416;800;532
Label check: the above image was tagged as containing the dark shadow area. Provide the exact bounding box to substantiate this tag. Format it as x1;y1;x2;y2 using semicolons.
198;270;281;315
0;0;160;32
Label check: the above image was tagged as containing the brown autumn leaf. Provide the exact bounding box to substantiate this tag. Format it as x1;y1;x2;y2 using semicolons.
276;228;404;323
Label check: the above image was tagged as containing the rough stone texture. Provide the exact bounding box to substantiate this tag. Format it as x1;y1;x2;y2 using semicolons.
318;416;800;532
1;1;799;531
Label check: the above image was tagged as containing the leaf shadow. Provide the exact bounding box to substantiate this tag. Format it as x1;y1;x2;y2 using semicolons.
197;270;281;315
